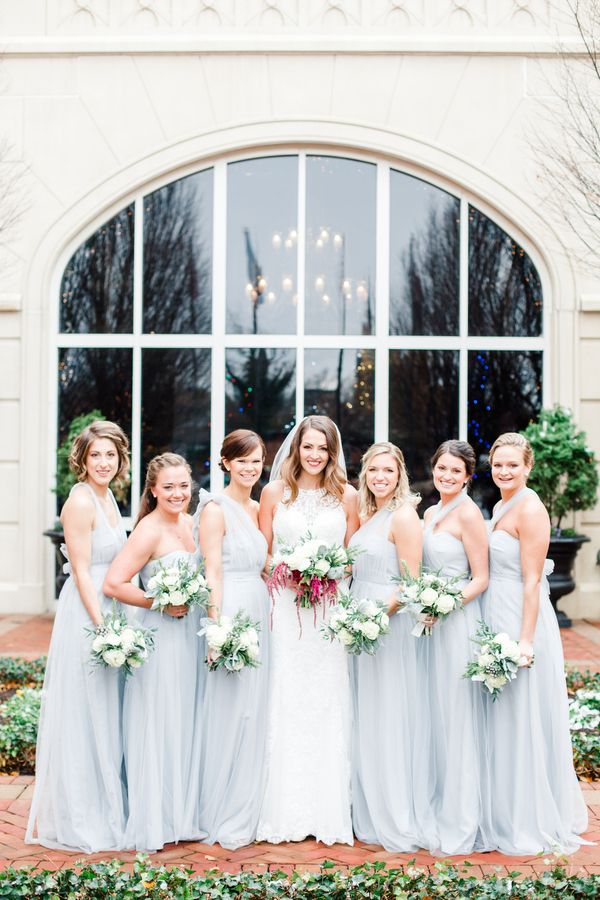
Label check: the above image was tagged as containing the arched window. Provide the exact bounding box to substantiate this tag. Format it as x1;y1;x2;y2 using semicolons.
56;152;544;518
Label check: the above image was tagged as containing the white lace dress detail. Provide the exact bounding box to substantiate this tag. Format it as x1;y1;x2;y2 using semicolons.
256;488;353;846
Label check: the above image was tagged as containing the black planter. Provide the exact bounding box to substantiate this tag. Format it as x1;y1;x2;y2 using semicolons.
547;533;590;629
43;527;68;599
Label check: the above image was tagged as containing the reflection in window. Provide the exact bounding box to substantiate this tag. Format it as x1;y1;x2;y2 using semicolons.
60;206;134;334
141;349;211;505
143;172;213;335
468;350;542;513
468;207;543;337
390;172;459;336
225;348;296;486
305;156;376;336
226;157;298;335
304;347;375;483
58;348;133;513
388;350;459;508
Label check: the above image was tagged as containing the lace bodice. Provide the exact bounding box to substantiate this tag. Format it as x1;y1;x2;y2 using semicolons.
272;487;346;548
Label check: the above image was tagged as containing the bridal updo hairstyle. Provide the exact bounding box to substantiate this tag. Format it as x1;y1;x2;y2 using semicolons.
358;441;420;519
136;452;192;525
281;415;346;504
488;432;534;469
68;419;130;485
431;440;476;480
219;429;266;472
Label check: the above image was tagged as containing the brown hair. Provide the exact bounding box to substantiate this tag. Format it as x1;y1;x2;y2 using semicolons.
431;440;476;479
358;441;420;519
489;432;534;468
219;429;266;473
136;453;192;525
69;420;129;486
281;416;346;504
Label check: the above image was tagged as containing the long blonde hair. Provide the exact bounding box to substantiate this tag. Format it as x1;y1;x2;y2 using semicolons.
136;453;191;525
281;416;346;504
358;442;420;519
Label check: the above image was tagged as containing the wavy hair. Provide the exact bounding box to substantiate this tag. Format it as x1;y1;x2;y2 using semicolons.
281;416;346;504
136;452;191;525
69;420;129;486
358;442;420;519
489;432;534;469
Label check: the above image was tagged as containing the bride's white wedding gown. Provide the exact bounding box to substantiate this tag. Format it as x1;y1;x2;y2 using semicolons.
257;487;353;845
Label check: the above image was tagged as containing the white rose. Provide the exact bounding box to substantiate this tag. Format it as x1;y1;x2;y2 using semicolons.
187;579;200;594
128;657;143;669
361;600;378;617
477;653;495;668
338;628;354;646
494;632;511;646
105;632;124;647
162;573;179;588
146;575;159;592
379;613;390;630
419;587;439;606
168;590;185;605
313;558;331;577
102;649;126;668
119;627;137;650
206;625;228;650
435;593;457;615
359;620;380;640
335;607;348;621
232;658;245;671
237;628;257;650
485;674;507;691
247;644;260;661
328;615;342;631
403;584;419;601
300;539;321;557
422;573;437;585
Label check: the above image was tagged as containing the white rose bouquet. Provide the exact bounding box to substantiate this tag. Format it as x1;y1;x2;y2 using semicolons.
198;610;261;674
394;566;464;636
321;586;390;655
87;610;155;677
463;620;531;700
144;558;211;614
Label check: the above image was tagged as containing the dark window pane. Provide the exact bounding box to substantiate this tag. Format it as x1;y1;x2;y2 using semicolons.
304;347;375;484
58;348;133;514
389;350;459;509
141;349;211;507
305;156;376;336
226;157;298;335
143;171;213;335
468;350;543;514
390;171;459;336
60;207;134;334
225;348;296;489
468;206;543;337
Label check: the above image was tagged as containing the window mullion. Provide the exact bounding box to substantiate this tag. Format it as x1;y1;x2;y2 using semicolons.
296;152;306;424
210;160;227;491
374;163;389;443
459;196;469;441
131;197;144;521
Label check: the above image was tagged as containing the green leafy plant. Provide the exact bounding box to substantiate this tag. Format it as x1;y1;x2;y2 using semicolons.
521;406;599;533
0;656;46;690
566;668;600;780
0;687;41;770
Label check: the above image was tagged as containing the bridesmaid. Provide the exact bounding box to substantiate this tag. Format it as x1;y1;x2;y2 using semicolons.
481;432;588;853
26;420;129;852
350;441;422;852
195;429;270;849
103;453;204;851
413;440;489;855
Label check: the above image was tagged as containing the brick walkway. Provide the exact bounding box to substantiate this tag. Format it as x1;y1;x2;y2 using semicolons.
0;614;599;877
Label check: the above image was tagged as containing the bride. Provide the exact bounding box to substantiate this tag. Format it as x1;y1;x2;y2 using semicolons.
256;416;359;845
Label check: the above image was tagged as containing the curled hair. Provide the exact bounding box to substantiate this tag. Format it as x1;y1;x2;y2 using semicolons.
431;440;476;479
358;442;420;519
219;429;266;473
69;420;129;486
136;453;191;525
489;432;534;469
281;416;346;504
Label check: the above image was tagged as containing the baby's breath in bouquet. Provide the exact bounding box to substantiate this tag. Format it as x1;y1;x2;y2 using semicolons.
87;610;155;677
145;558;211;613
321;586;390;655
463;620;531;700
394;566;464;636
198;610;261;674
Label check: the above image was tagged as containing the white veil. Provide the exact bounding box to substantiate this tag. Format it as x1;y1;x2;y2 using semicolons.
269;416;347;482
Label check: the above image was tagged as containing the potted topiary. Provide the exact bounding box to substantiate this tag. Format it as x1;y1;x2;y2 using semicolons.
521;406;599;627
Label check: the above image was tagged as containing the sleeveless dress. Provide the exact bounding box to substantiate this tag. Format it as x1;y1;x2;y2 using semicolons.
349;507;420;852
480;487;589;854
196;490;270;849
256;487;353;846
26;483;127;852
122;548;204;851
413;492;485;855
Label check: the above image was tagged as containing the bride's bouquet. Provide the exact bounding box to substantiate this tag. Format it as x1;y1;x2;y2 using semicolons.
88;610;155;677
268;533;362;625
463;620;531;700
394;567;464;636
321;586;390;655
144;558;211;613
198;610;261;674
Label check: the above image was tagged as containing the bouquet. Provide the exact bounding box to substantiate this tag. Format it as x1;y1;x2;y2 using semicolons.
198;610;261;674
87;611;155;677
144;558;211;613
463;620;531;700
394;567;464;636
268;532;362;626
321;586;390;655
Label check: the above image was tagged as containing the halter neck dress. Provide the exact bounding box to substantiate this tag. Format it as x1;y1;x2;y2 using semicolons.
26;483;127;852
480;487;589;854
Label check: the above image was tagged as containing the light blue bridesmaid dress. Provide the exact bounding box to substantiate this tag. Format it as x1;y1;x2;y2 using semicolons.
349;507;420;852
122;548;204;851
25;483;127;852
195;490;270;849
413;491;486;855
480;487;589;854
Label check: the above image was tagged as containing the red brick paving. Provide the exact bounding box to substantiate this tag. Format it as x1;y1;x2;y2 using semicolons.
0;615;598;877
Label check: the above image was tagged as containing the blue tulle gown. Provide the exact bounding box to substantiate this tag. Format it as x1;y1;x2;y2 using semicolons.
413;492;486;855
195;490;270;849
122;548;205;851
349;507;420;852
25;483;127;852
480;487;589;854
